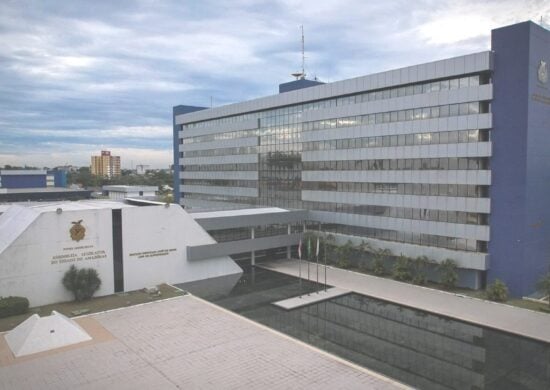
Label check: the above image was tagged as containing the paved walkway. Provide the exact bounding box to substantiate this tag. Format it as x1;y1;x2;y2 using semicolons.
261;259;550;344
0;295;406;389
273;287;349;310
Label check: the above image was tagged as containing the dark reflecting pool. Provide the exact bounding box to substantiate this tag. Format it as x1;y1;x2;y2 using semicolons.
177;265;550;390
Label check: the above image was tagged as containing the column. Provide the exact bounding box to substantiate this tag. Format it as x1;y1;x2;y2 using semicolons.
286;224;291;259
251;227;255;266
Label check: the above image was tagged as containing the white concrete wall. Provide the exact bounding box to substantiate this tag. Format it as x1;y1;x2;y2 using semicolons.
107;190;156;200
0;208;115;307
0;203;242;308
121;204;242;292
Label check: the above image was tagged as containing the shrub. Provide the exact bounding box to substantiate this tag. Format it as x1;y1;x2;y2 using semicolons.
412;256;433;285
0;296;29;318
486;279;509;302
371;257;386;276
62;265;102;301
392;255;412;281
337;257;350;269
537;272;550;307
412;273;427;286
336;240;354;269
438;258;459;289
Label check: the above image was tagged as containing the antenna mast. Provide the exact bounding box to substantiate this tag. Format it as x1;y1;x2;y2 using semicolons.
291;25;306;80
301;25;305;77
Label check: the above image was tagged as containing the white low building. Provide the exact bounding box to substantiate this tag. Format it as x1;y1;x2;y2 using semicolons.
102;185;158;200
0;201;242;307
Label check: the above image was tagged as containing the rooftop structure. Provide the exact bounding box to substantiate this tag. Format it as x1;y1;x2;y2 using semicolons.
102;185;158;200
0;187;91;203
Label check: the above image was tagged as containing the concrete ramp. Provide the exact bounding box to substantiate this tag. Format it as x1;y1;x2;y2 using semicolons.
0;205;40;256
5;311;92;357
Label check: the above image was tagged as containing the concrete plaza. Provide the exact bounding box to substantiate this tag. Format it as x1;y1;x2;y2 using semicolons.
0;295;406;389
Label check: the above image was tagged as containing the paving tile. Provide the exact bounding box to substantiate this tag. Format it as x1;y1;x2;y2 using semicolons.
0;296;406;389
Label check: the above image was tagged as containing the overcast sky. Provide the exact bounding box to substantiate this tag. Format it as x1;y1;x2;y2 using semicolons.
0;0;548;169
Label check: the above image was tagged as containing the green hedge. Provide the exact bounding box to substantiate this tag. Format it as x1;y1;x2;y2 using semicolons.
0;296;29;318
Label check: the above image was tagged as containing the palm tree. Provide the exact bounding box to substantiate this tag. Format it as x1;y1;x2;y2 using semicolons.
536;272;550;307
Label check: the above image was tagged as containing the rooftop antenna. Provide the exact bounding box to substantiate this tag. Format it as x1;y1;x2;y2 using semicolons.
291;25;306;80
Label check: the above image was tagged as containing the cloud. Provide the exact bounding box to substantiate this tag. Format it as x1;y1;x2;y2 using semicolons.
0;0;549;169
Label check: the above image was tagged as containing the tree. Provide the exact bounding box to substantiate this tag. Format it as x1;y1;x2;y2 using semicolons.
392;255;412;281
323;234;337;263
335;240;354;269
536;272;550;307
62;265;102;301
68;167;101;188
371;248;392;276
438;258;459;289
358;240;374;254
486;279;509;302
371;255;386;276
355;240;373;271
412;256;434;285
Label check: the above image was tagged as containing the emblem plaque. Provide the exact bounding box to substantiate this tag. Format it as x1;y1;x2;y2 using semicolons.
70;220;86;242
538;60;548;84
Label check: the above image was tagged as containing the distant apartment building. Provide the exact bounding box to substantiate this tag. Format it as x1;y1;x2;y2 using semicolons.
91;150;121;178
136;164;149;175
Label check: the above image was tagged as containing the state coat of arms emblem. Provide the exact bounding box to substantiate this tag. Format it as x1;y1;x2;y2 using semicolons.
70;220;86;242
538;60;548;84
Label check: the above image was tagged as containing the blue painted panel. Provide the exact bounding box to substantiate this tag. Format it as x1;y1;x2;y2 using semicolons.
0;174;46;188
523;23;550;295
48;170;67;187
490;22;550;296
173;105;206;204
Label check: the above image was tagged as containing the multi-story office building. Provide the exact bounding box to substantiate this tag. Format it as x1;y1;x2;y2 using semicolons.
173;21;550;296
91;150;121;178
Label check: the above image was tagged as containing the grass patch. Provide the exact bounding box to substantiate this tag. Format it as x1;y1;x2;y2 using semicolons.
0;284;184;332
507;299;550;313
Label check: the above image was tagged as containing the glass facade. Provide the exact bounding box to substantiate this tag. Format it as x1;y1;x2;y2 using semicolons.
178;69;492;256
182;74;487;133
